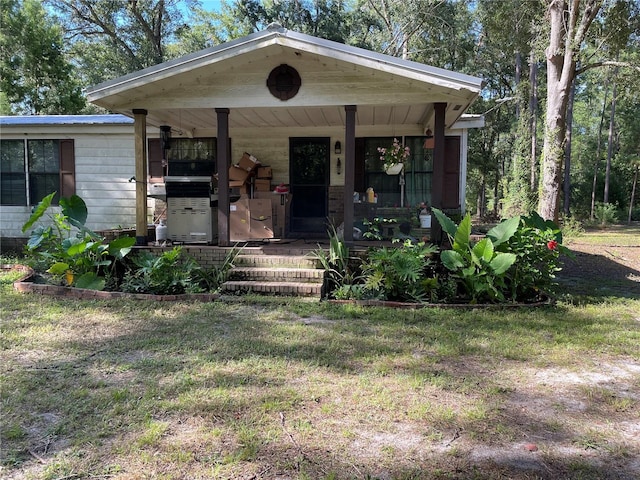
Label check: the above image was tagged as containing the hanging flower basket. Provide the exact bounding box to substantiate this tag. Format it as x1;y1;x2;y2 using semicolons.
378;138;410;176
385;162;404;175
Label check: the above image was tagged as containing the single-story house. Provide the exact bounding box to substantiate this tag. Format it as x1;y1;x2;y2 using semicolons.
1;24;483;248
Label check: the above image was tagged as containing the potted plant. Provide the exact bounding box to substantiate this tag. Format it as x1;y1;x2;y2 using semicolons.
418;202;431;228
378;138;410;175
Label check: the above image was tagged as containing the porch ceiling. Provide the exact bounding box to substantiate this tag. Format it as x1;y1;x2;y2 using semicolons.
141;104;434;135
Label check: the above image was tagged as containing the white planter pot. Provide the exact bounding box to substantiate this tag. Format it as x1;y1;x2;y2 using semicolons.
419;214;431;228
385;163;404;175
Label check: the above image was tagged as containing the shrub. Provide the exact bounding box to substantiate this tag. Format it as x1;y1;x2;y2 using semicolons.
121;247;204;295
22;192;135;290
361;239;438;302
498;212;570;301
313;225;366;299
594;202;619;227
432;208;518;303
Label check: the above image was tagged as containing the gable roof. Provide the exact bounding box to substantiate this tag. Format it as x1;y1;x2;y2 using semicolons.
86;25;484;132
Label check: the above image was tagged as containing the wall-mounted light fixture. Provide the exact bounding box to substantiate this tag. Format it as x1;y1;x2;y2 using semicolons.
160;125;172;152
336;157;342;175
334;140;342;154
423;128;434;149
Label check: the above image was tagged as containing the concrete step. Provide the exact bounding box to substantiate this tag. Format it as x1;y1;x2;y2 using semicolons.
228;267;325;283
233;254;321;269
221;280;323;297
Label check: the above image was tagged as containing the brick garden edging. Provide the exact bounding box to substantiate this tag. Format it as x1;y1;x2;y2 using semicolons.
7;265;550;307
9;265;219;302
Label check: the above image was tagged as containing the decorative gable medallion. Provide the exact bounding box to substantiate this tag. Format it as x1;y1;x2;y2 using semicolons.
267;64;301;101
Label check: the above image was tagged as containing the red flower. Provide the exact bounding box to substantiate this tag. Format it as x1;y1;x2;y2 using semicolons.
547;240;558;250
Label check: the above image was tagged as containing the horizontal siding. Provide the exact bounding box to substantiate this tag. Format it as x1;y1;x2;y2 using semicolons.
2;123;464;238
0;206;38;238
1;131;150;237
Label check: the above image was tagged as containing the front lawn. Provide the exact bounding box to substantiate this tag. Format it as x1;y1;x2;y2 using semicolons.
1;228;639;479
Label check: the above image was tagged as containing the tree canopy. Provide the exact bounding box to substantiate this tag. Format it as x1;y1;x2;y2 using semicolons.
3;0;639;222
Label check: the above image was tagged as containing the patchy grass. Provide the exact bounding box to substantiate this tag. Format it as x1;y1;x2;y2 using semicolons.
1;229;639;479
568;223;640;247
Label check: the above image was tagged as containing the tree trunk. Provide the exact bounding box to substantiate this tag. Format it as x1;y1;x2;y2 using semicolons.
538;0;601;221
563;80;576;216
629;164;638;225
529;53;538;191
590;80;610;220
604;73;617;204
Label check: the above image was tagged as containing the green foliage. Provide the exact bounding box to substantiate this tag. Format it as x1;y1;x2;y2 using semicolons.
361;240;438;302
0;0;85;114
497;211;569;301
433;208;517;303
191;246;242;293
121;247;204;295
22;192;135;290
594;202;619;227
362;217;397;240
313;225;366;299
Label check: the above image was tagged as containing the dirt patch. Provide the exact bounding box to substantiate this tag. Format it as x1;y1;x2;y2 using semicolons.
559;242;640;298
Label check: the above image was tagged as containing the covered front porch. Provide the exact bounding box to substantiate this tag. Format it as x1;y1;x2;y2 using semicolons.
86;24;484;247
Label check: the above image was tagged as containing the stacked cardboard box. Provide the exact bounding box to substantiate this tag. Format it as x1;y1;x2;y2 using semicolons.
229;195;275;241
254;191;291;238
254;165;273;192
228;152;260;189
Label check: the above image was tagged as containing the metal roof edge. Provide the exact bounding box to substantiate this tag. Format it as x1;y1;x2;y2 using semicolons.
85;29;280;100
0;114;134;126
279;30;484;92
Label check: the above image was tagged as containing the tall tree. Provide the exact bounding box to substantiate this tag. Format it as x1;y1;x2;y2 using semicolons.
0;0;85;114
217;0;353;43
539;0;601;221
47;0;197;84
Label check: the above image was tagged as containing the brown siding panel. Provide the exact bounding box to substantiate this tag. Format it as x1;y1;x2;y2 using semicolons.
59;139;75;197
442;136;460;210
148;138;164;182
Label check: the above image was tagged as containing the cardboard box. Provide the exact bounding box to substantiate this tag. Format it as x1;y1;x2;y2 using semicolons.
253;192;291;238
229;164;250;182
256;166;272;179
229;197;250;241
254;179;271;191
237;152;259;172
248;198;274;239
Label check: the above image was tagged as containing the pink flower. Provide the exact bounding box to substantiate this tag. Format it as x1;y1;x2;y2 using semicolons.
547;240;558;250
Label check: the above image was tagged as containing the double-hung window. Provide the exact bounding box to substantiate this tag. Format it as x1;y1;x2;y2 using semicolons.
0;139;74;206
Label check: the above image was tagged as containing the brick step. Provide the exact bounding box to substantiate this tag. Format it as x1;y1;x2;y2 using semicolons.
228;267;325;283
221;280;323;297
233;254;320;269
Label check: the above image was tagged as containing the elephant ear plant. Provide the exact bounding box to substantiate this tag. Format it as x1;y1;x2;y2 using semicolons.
432;208;518;303
22;192;135;290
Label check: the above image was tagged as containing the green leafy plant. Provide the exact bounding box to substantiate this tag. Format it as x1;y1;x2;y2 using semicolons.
361;239;438;302
22;192;135;290
192;246;242;293
594;202;619;227
121;246;204;295
362;217;397;240
432;208;518;303
498;211;570;301
313;225;367;299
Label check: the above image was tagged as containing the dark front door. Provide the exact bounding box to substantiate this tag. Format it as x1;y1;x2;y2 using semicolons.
289;137;330;234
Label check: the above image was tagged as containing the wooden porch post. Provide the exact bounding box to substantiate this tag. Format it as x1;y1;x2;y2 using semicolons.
133;109;148;245
431;102;446;245
216;108;231;246
343;105;357;244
